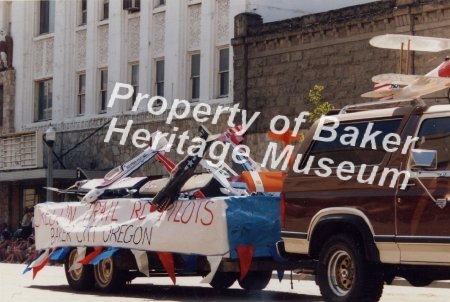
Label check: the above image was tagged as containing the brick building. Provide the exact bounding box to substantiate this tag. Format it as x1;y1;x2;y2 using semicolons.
232;0;450;161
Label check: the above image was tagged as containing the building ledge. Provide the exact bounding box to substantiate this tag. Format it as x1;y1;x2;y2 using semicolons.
0;169;107;182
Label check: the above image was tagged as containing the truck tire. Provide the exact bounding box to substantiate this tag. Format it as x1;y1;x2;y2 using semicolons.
93;255;126;293
64;248;95;291
238;270;272;290
316;234;383;302
209;272;238;289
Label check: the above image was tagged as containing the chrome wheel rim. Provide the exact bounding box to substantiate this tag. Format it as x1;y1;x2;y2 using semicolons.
96;257;113;286
327;250;354;296
68;250;83;281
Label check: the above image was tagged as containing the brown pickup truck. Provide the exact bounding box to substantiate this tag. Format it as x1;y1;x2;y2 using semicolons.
282;103;450;301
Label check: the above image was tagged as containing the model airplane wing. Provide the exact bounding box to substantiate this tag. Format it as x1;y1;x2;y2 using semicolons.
361;89;396;98
139;178;171;195
362;74;450;99
372;73;450;88
371;73;422;86
370;34;450;52
43;187;80;194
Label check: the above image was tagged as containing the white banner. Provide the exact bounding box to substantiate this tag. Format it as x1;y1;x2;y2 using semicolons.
34;198;230;256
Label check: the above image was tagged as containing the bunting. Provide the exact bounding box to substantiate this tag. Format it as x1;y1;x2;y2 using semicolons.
68;247;86;272
200;255;222;284
91;247;119;265
131;249;149;277
30;249;51;279
236;245;254;280
157;252;176;284
50;247;71;261
79;247;103;265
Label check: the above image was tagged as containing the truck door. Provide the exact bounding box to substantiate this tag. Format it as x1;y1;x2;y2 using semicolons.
396;114;450;264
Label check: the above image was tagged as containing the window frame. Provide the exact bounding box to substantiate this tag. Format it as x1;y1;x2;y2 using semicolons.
99;69;108;113
218;47;229;98
130;63;139;109
35;78;53;121
101;0;109;21
38;0;55;35
413;115;450;171
154;0;166;8
123;0;141;12
189;53;201;101
303;118;403;171
155;58;164;99
77;72;86;116
78;0;87;26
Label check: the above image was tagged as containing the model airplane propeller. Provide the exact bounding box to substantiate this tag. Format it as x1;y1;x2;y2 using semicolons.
361;34;450;100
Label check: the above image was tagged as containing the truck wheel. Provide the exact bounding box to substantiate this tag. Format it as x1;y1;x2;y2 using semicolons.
317;234;383;302
64;248;95;291
94;256;126;292
406;277;433;287
209;272;238;289
238;270;272;290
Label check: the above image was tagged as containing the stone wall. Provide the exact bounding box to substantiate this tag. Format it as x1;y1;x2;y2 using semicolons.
49;111;232;177
232;0;450;135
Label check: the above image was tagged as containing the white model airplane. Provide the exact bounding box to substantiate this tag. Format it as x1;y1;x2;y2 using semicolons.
361;34;450;100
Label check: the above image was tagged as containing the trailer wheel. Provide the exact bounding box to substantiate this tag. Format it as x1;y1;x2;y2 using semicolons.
209;272;238;289
64;248;95;291
316;234;383;302
238;270;272;290
94;256;126;292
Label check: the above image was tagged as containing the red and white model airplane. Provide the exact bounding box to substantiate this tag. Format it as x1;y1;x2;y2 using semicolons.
361;34;450;100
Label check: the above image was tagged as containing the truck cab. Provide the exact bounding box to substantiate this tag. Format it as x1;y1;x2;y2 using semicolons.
282;103;450;301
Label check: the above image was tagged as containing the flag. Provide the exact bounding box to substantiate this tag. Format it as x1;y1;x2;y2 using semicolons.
90;247;119;265
236;245;254;280
157;252;176;284
200;255;222;284
131;249;149;277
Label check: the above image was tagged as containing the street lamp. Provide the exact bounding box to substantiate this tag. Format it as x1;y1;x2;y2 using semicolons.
44;126;56;202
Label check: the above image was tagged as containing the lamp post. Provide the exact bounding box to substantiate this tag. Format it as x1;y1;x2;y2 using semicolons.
44;126;56;202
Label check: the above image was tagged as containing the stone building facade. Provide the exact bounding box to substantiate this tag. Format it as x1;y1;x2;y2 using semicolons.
2;0;328;229
232;0;450;158
3;0;450;228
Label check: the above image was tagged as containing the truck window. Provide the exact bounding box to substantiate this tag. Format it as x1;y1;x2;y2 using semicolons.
305;119;402;168
415;116;450;171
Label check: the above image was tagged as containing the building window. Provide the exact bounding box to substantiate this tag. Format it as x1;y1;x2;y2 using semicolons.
0;85;3;126
77;73;86;115
79;0;87;25
154;0;165;8
101;0;109;20
130;64;139;107
99;69;108;113
39;0;55;34
35;79;53;121
190;53;200;100
218;48;229;97
155;59;164;98
123;0;141;12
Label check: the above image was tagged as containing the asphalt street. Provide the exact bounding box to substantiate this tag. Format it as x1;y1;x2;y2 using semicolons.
1;263;450;302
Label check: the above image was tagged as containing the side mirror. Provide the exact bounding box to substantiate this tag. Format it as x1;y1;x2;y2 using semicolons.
410;149;437;170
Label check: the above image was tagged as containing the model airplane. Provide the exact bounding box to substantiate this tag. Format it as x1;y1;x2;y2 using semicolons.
80;132;167;203
361;34;450;100
151;125;219;212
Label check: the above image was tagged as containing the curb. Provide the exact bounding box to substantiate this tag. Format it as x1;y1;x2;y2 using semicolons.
271;273;450;289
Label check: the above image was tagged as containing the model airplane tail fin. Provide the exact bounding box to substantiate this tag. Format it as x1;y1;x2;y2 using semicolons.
267;129;301;147
76;167;90;180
